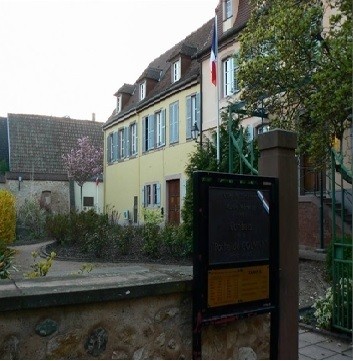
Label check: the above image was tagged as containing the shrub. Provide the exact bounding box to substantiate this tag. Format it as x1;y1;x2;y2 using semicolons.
312;287;333;329
142;209;163;258
24;251;56;278
0;189;16;247
162;223;192;259
0;248;17;279
17;197;47;240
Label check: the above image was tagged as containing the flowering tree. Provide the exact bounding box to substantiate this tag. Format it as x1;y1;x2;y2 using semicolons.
62;136;103;210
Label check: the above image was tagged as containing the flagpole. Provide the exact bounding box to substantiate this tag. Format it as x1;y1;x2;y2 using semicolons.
214;13;220;164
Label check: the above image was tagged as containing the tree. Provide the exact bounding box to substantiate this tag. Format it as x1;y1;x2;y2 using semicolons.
181;116;256;239
62;136;103;210
237;0;352;167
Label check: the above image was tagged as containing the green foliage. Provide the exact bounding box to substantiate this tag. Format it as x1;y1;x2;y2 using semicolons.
162;223;192;259
181;119;257;240
142;209;163;257
17;197;47;240
0;159;9;174
24;251;56;278
0;189;16;247
0;248;17;279
313;287;333;329
238;0;352;168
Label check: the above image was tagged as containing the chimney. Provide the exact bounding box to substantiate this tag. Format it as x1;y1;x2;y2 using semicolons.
92;113;96;122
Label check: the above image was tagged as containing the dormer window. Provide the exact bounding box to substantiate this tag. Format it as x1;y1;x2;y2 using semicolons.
172;58;181;83
139;81;146;100
116;95;122;113
224;0;232;19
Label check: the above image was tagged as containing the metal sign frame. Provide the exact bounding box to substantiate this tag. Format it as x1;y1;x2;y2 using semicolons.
192;171;279;359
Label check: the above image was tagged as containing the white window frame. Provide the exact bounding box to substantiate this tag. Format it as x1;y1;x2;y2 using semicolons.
139;81;146;100
116;95;122;113
224;0;232;19
129;122;138;156
169;101;179;144
118;128;125;159
186;93;200;139
155;110;166;148
223;56;238;97
172;58;181;82
143;182;161;207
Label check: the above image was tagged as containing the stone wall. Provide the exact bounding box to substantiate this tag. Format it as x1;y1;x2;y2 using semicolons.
0;278;270;360
6;179;70;213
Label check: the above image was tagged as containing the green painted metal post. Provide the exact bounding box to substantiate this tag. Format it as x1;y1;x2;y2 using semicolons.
228;107;233;173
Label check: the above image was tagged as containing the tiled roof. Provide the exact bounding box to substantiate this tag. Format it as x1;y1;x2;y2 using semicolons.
114;83;135;96
0;117;9;168
104;18;214;129
7;114;103;176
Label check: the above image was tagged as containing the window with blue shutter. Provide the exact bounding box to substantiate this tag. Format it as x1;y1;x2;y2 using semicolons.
186;93;200;139
112;132;118;161
169;101;179;144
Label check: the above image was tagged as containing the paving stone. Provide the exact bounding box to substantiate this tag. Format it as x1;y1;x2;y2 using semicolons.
299;344;337;359
298;352;315;360
299;331;328;344
317;338;352;353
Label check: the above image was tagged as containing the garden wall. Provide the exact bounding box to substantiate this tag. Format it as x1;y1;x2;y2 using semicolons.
0;274;270;359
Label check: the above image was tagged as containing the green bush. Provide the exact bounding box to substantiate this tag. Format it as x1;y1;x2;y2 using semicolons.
0;189;16;247
312;287;333;329
162;223;192;259
0;248;17;279
142;209;163;258
17;197;47;240
24;251;56;278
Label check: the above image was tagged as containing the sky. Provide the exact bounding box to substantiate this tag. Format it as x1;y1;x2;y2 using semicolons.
0;0;218;122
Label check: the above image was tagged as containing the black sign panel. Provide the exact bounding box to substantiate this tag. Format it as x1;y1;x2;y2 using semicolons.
209;187;270;265
192;171;279;360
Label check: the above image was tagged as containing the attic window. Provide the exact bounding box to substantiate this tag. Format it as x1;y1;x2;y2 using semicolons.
116;95;122;113
139;81;146;100
224;0;232;19
172;58;181;83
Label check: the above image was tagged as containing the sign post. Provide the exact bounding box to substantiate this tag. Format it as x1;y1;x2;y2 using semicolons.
192;171;279;359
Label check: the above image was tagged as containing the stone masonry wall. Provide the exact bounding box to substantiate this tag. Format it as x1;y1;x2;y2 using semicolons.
6;179;70;213
0;292;270;359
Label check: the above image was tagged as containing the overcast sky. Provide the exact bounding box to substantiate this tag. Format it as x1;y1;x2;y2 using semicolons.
0;0;217;122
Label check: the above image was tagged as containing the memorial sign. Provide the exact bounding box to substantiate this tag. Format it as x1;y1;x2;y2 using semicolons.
192;171;279;359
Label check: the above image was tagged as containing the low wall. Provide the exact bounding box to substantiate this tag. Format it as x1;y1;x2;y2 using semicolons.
0;273;270;359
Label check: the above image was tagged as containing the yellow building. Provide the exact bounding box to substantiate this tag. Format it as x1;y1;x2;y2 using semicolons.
103;20;213;224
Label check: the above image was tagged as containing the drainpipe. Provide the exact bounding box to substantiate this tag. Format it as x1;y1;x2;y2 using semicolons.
199;61;203;147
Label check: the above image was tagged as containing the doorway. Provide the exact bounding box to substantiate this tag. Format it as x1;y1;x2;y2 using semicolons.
167;179;180;224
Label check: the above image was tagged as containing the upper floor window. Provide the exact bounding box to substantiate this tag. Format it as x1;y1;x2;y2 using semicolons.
172;59;181;83
224;0;232;19
169;101;179;144
186;93;200;139
118;128;125;159
107;132;118;163
129;122;138;156
116;95;122;113
139;81;146;100
143;115;155;151
155;110;166;148
223;56;238;97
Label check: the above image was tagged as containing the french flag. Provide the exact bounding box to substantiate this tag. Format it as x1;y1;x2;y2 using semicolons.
210;15;218;86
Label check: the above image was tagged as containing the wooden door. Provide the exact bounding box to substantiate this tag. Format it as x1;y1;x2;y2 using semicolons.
167;179;180;224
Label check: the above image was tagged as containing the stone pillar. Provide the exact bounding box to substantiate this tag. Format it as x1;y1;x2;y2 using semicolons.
258;129;298;360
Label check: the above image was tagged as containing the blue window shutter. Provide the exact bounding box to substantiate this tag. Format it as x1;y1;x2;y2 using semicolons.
125;126;129;158
156;183;161;206
148;115;155;150
141;186;145;207
169;103;174;143
142;118;146;152
107;134;112;163
113;132;118;161
186;96;191;139
196;93;200;131
161;109;166;146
